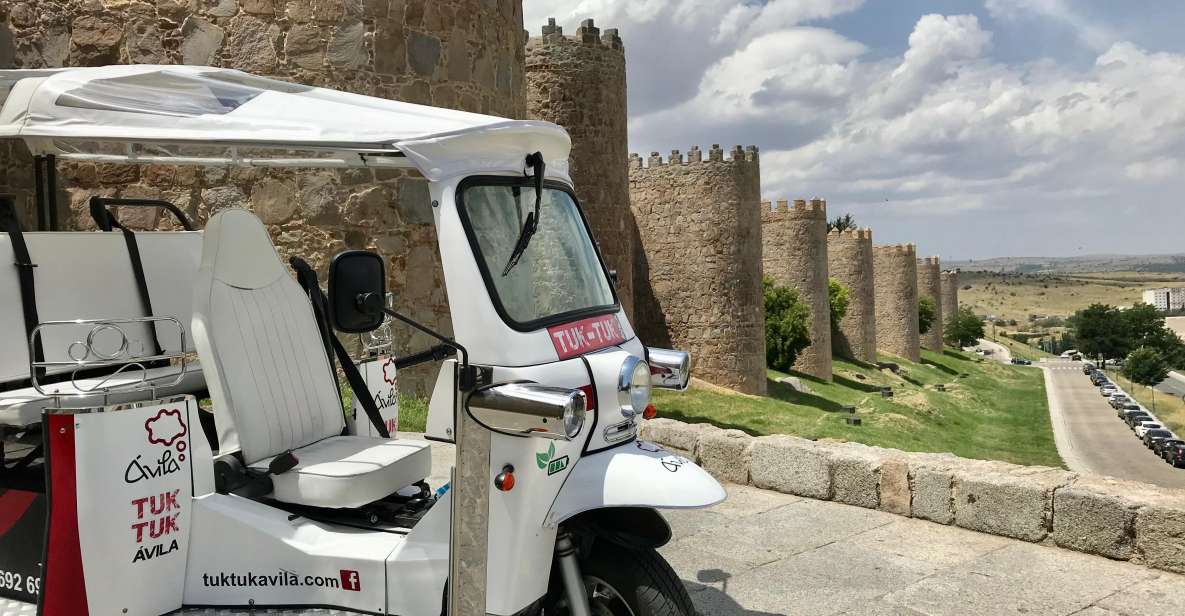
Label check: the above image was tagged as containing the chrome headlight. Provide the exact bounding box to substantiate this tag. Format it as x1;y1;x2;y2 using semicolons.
563;393;586;439
618;356;652;417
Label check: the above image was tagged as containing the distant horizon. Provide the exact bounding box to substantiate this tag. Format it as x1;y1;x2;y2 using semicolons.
947;251;1185;263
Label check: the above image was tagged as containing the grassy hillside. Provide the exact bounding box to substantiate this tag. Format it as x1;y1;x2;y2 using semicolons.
654;349;1061;467
960;270;1185;323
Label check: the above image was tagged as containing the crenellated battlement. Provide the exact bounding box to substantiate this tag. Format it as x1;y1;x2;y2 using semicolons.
531;18;624;51
919;256;941;267
629;144;759;169
875;243;917;256
828;227;873;241
760;197;828;222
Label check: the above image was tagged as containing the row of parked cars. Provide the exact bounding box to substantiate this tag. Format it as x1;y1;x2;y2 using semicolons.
1086;363;1185;467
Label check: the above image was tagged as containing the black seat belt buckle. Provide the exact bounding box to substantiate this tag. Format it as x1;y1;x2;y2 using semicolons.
268;450;300;475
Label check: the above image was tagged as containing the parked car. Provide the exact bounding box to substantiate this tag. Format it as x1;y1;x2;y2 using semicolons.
1124;410;1152;427
1083;363;1096;374
1154;438;1185;459
1109;395;1132;409
1144;429;1175;449
1011;358;1032;365
1118;403;1143;419
1101;386;1118;397
1135;422;1164;438
1167;444;1185;468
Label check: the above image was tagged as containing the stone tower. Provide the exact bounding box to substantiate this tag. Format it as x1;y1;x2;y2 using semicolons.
630;145;766;395
917;256;943;352
874;244;920;362
525;18;633;318
0;0;527;394
941;269;960;328
761;198;831;380
828;228;877;364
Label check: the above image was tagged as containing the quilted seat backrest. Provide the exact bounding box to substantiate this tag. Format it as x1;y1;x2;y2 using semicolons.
191;209;344;463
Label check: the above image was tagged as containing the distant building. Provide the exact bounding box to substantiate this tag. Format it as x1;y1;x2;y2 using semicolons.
1142;287;1185;312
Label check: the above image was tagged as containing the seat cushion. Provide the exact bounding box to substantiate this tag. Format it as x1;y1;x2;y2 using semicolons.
0;362;206;427
250;436;432;509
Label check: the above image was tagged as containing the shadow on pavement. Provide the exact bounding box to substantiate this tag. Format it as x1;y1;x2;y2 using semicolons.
683;570;782;616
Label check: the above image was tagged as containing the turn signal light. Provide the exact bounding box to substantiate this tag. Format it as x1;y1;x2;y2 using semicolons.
642;403;657;420
494;464;515;492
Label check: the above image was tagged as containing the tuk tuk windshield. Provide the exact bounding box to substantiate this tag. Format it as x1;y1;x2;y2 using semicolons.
460;180;616;329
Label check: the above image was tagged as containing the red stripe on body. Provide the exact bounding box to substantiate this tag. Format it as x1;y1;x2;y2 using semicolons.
41;414;89;615
0;490;37;536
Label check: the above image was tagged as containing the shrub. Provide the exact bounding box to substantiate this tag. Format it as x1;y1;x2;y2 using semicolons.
945;307;985;348
829;278;850;331
918;296;936;335
764;276;811;372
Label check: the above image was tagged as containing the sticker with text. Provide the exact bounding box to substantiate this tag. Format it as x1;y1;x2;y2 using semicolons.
547;314;625;360
535;442;570;476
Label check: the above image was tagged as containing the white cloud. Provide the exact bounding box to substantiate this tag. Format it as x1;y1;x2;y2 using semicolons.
985;0;1117;51
523;2;1185;258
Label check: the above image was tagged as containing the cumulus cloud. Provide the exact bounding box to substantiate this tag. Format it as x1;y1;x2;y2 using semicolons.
523;2;1185;257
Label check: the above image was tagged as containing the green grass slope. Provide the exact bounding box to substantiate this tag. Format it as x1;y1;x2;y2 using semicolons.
653;349;1061;468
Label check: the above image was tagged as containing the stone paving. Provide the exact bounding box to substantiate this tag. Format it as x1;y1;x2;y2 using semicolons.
663;482;1185;616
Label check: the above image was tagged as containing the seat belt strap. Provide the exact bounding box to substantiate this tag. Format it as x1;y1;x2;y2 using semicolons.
0;195;45;380
89;198;166;356
290;258;391;439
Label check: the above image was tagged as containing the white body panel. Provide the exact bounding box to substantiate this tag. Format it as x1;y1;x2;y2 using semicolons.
71;397;201;616
385;491;451;616
182;494;397;613
547;440;727;527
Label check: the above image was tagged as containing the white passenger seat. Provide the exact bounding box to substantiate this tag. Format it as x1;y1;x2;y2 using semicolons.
191;209;430;509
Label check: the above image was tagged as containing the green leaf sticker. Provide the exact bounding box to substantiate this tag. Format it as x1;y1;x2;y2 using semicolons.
536;442;556;469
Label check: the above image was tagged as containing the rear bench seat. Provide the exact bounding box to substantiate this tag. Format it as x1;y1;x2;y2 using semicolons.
0;229;206;427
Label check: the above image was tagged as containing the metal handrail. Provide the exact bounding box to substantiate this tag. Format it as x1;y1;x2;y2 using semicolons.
28;316;189;400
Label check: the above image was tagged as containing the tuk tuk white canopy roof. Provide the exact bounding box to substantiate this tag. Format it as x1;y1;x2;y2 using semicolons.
0;64;571;181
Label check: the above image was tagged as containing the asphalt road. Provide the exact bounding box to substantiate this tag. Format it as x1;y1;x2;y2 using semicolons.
1043;359;1185;489
1156;371;1185;399
970;338;1012;364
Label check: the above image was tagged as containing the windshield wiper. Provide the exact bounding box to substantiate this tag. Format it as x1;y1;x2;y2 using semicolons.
501;151;545;276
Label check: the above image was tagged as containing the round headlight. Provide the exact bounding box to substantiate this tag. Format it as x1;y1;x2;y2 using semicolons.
563;391;586;438
618;356;652;416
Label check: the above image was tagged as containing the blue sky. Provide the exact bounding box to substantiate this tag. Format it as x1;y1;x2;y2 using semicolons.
524;1;1185;260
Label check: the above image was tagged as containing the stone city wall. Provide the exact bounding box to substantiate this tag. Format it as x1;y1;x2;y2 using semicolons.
917;256;943;352
761;198;831;381
874;244;920;362
827;228;876;364
941;270;960;328
525;18;633;319
641;417;1185;576
0;0;527;393
630;145;766;395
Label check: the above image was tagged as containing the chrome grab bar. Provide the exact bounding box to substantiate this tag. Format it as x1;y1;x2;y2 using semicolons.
29;316;189;399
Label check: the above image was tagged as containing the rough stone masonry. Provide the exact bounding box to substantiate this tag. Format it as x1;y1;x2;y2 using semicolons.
828;228;877;364
917;256;943;352
629;145;766;395
525;18;633;319
941;269;960;327
874;244;921;362
0;0;527;394
762;198;832;381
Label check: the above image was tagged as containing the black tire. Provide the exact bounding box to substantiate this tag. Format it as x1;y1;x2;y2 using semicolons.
576;542;696;616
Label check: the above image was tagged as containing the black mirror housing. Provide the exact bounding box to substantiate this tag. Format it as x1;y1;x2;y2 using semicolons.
328;250;387;333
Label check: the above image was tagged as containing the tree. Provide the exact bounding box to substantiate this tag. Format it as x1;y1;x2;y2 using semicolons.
764;276;812;372
1071;304;1129;366
918;296;936;335
827;213;857;232
944;306;985;348
1123;347;1170;412
829;278;850;331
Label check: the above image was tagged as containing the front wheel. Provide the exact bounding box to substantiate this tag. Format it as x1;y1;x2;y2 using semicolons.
548;542;696;616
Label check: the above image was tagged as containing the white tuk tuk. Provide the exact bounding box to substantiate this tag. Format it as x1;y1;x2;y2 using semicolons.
0;65;725;616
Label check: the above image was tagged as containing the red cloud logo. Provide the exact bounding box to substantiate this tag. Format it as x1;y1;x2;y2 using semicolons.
145;408;187;447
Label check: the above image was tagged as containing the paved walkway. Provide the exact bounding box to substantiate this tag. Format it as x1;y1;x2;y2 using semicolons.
417;437;1185;616
1041;359;1185;489
663;482;1185;616
969;339;1011;364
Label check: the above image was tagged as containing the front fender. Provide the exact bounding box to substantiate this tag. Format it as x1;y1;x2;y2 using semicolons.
545;440;726;527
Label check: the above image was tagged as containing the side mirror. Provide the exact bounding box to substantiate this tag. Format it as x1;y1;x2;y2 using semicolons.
328;250;387;333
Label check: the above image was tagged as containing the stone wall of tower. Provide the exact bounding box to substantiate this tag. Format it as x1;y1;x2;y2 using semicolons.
761;198;831;380
630;145;766;395
917;256;943;352
0;0;527;394
874;244;920;362
941;270;960;330
828;228;876;364
525;18;633;318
